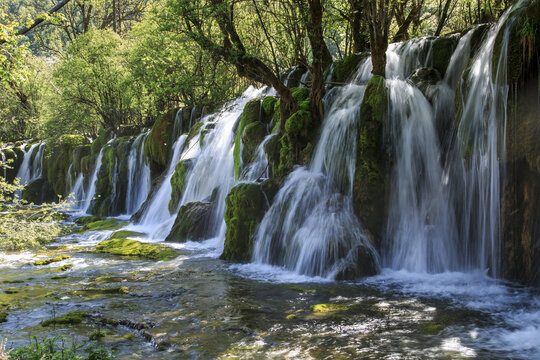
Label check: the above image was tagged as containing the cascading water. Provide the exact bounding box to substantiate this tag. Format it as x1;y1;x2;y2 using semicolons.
30;143;45;182
252;84;379;278
125;132;151;215
240;134;274;181
82;148;104;213
137;134;188;231
15;143;39;189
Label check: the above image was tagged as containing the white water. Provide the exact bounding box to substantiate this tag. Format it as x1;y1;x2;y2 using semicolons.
81;148;104;213
15;143;39;189
125;132;151;215
30;143;45;182
253;84;379;278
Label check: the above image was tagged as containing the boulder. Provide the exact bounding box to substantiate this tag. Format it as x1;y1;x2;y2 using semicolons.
165;201;214;242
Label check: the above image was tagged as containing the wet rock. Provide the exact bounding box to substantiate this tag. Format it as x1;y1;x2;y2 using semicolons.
353;75;389;245
221;183;268;262
144;108;176;170
165;201;214;242
33;255;71;266
78;219;127;233
169;159;193;213
40;310;87;327
331;53;368;83
408;67;442;96
21;178;55;204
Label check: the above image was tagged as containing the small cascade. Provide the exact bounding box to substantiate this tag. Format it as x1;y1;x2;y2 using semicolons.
30;143;45;181
177;87;269;242
15;143;39;188
384;79;457;272
125;132;151;215
70;173;86;209
1;151;7;179
240;134;274;181
253;84;379;278
137;134;188;229
172;109;184;141
82;148;104;213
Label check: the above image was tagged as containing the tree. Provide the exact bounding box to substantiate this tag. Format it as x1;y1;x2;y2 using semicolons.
51;29;138;134
365;0;392;76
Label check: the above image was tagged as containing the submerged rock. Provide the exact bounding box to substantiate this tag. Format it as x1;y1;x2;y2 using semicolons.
96;238;179;261
165;201;214;242
40;310;87;327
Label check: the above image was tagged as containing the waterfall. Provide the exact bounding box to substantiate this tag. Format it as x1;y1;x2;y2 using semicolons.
15;143;39;189
137;134;188;230
240;134;274;181
381;2;525;276
30;143;45;182
125;132;151;215
384;79;457;272
252;84;379;278
82;148;104;213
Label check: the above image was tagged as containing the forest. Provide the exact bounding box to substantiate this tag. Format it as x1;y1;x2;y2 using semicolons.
1;0;539;359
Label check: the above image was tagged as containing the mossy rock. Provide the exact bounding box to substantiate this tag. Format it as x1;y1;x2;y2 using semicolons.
264;135;281;178
221;183;268;262
262;96;277;122
33;255;71;266
186;121;204;144
91;128;111;156
492;0;540;85
109;230;145;239
242;121;267;166
234;98;262;179
56;264;74;272
165;201;214;242
1;147;23;183
332;53;367;83
41;310;87;327
21;178;55;204
353;75;388;244
96;238;179;261
282;65;307;88
0;312;7;323
169;159;193;213
78;219;127;233
408;67;442;97
430;35;459;77
44;134;87;198
72;145;92;175
3;287;19;294
75;216;101;225
144;108;176;168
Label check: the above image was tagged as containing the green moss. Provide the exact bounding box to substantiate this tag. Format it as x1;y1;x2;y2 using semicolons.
221;183;267;262
91;128;111;156
310;303;349;312
263;135;280;178
41;310;87;327
332;54;366;82
56;264;74;272
33;255;71;266
186;121;204;144
109;230;145;239
234;98;262;179
3;279;24;284
4;287;19;294
75;216;101;225
166;201;213;242
417;322;445;335
242;121;267;166
285;314;297;320
50;275;68;280
290;87;309;102
44;134;87;197
0;312;7;322
262;96;277;121
89;329;114;340
169;159;193;213
144;109;176;167
78;219;127;233
96;238;179;261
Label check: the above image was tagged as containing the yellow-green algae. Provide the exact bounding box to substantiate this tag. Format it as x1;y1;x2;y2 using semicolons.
310;303;349;312
96;238;179;261
417;321;445;335
109;230;145;239
33;255;71;266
